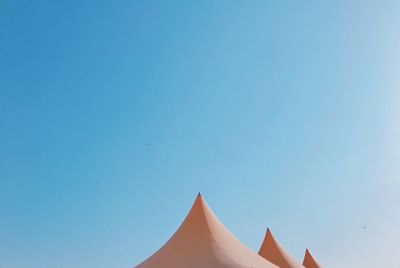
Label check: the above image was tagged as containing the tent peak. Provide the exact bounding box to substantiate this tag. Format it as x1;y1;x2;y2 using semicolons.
303;248;321;268
259;228;303;268
304;248;315;259
264;228;279;244
194;192;204;204
135;194;278;268
266;228;273;236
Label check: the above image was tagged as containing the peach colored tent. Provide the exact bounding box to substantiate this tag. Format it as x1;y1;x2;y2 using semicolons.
258;229;304;268
135;194;279;268
302;249;321;268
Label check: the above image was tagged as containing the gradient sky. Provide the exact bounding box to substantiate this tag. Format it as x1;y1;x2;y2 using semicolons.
1;1;400;267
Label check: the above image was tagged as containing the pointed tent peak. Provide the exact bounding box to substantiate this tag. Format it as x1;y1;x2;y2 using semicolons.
259;228;304;268
194;192;207;202
195;192;202;200
196;192;203;200
188;192;206;211
136;194;279;268
261;228;280;250
184;193;228;238
265;228;274;238
303;248;321;268
192;192;205;207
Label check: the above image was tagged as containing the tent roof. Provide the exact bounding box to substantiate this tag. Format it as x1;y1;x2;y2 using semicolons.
302;249;321;268
258;228;304;268
135;194;278;268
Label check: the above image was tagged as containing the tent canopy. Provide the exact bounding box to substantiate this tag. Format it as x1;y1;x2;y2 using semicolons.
302;249;322;268
258;228;304;268
135;194;278;268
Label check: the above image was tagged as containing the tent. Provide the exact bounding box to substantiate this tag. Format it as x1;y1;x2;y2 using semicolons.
258;228;304;268
302;249;322;268
135;194;278;268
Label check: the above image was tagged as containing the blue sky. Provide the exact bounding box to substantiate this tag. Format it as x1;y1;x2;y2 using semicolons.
1;1;399;267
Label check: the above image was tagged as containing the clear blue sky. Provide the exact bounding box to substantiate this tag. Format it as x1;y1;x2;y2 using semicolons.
1;1;399;267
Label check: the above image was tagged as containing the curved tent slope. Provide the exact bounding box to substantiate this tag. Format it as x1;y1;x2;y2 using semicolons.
258;228;304;268
302;249;322;268
135;194;278;268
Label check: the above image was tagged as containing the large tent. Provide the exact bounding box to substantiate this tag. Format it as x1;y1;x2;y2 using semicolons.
135;194;278;268
135;194;322;268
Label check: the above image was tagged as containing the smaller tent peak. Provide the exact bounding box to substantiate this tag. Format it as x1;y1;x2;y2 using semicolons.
259;228;303;268
198;192;202;196
303;248;321;268
264;228;277;242
304;248;314;259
